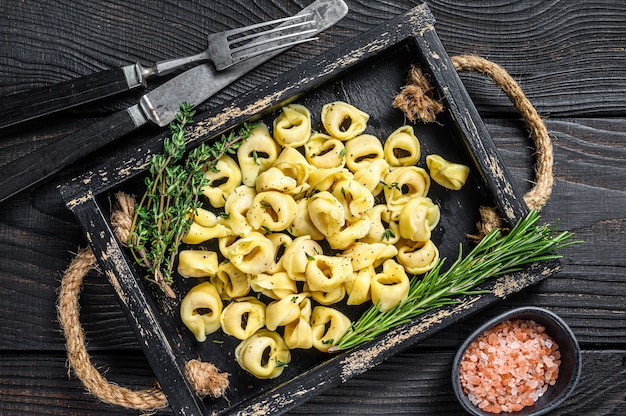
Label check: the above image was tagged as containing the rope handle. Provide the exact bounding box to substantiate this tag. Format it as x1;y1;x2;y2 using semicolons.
57;55;553;411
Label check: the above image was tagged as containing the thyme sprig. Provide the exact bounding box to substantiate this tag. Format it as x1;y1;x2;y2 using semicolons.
128;103;254;298
330;210;579;351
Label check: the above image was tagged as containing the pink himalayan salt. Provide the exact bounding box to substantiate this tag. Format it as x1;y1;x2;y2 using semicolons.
459;319;561;414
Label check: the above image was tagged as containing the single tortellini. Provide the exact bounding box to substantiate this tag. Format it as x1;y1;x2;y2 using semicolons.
180;282;223;342
272;103;311;147
201;155;242;208
211;261;251;299
426;154;470;190
177;250;219;278
384;125;421;167
227;232;274;275
345;134;384;173
383;166;430;212
237;123;281;186
308;167;353;193
305;282;346;306
311;306;351;352
288;198;325;241
217;235;237;258
224;185;256;237
265;293;309;331
321;101;369;141
304;132;346;169
282;235;324;281
345;265;374;305
305;255;352;292
283;296;313;349
353;158;390;197
235;329;291;379
398;196;440;242
266;232;293;274
249;271;298;300
396;239;440;275
255;167;298;194
273;147;313;194
360;204;400;245
181;208;234;244
220;296;265;340
325;217;373;250
307;191;345;237
332;179;375;221
370;259;410;312
246;191;298;232
339;242;398;271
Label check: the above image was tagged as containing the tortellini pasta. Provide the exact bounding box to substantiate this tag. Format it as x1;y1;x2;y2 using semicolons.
175;100;463;378
211;261;250;299
182;208;233;244
220;296;265;340
201;155;242;208
370;259;410;312
383;166;431;213
398;196;440;242
227;232;274;275
304;132;345;169
249;271;297;300
282;235;324;281
177;250;219;278
235;329;291;379
305;255;352;292
384;125;421;167
246;191;298;232
426;154;470;190
396;239;440;275
180;282;223;342
272;104;312;147
283;297;313;349
265;293;309;331
310;306;351;352
321;101;369;140
345;134;384;172
237;123;280;186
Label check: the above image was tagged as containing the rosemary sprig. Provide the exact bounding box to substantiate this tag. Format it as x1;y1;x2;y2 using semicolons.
330;210;580;351
128;103;254;298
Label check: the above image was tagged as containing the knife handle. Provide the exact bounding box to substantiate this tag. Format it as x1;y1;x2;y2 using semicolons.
0;107;143;203
0;65;144;130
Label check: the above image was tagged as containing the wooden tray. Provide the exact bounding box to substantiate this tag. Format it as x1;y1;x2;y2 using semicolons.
60;4;561;415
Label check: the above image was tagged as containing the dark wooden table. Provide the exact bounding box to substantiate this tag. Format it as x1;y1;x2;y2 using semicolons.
1;1;624;415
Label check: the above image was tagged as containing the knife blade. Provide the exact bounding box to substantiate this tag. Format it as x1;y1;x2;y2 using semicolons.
0;0;348;203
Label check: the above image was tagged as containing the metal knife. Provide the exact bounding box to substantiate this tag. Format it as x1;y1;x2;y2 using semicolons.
0;0;348;203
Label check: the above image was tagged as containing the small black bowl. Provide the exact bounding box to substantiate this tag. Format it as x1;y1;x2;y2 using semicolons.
452;306;581;416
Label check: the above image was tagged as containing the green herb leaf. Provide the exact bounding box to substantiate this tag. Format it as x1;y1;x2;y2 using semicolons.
127;104;255;298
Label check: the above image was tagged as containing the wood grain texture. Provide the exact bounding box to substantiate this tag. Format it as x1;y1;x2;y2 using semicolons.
0;0;625;414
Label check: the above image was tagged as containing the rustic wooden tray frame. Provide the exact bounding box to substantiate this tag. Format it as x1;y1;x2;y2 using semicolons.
60;4;561;415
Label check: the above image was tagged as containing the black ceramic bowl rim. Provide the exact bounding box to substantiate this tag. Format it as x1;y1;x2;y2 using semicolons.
451;306;581;416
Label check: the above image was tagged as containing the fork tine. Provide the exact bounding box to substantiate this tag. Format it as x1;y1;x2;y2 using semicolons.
230;36;318;64
230;27;318;54
229;18;316;45
223;13;313;38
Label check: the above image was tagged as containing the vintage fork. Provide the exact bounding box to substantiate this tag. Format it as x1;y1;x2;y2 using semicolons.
153;14;318;75
0;13;319;129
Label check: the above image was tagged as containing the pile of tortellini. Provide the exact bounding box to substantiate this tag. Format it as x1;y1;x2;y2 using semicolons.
177;101;470;379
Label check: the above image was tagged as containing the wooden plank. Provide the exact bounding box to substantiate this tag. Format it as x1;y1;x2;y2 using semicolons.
0;350;624;415
1;0;625;414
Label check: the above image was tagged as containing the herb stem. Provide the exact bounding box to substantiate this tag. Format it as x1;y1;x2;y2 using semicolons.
127;104;255;297
330;210;579;351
